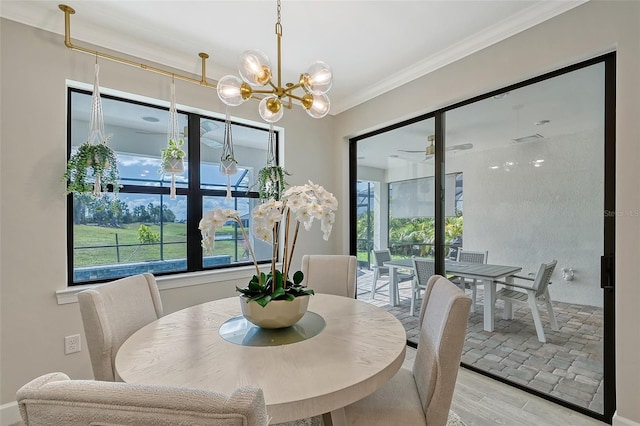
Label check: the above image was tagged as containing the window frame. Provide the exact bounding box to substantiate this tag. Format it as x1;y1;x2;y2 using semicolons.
66;87;276;286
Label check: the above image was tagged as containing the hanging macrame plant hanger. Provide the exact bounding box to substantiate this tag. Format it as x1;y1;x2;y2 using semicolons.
165;78;184;199
88;61;109;197
219;109;238;200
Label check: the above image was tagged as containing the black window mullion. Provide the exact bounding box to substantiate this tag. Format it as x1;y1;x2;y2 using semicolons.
187;114;203;271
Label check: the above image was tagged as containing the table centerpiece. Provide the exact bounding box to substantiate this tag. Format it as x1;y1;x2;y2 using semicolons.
199;180;338;328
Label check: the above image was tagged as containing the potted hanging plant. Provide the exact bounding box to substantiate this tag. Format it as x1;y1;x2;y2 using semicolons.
199;181;338;328
63;137;119;196
252;164;290;200
160;138;185;174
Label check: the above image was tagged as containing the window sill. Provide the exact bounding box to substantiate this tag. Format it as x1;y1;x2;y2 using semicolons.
56;264;275;305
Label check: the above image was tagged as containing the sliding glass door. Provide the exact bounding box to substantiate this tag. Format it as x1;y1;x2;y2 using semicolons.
351;54;615;422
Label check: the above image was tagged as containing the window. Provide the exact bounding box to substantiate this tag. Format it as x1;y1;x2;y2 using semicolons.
67;88;274;285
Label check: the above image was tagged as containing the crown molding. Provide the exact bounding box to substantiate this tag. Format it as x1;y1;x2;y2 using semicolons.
331;1;589;115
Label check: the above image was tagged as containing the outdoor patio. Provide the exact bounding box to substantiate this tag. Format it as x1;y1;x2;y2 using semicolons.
356;268;604;413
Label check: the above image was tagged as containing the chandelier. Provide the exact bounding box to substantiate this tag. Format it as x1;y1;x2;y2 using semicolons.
216;0;333;123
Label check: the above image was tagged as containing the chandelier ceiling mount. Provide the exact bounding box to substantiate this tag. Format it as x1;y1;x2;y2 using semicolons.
217;0;333;123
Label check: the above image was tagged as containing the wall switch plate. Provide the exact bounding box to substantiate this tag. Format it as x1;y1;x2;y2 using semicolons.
65;334;81;354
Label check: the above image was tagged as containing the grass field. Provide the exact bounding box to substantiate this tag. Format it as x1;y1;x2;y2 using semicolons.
73;222;241;267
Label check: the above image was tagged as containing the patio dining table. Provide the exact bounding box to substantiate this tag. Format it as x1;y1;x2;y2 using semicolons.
383;258;522;332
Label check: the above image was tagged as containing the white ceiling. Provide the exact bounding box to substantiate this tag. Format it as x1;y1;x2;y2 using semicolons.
1;0;587;115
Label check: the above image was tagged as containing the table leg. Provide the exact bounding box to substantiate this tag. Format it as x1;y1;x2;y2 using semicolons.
325;408;347;426
484;279;495;332
388;267;398;306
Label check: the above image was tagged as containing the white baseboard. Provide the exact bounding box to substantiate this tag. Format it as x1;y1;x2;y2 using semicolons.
613;411;640;426
0;401;20;426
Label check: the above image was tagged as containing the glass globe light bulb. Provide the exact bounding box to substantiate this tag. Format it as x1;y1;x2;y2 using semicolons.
217;75;250;106
239;50;272;86
259;96;283;123
302;61;332;95
303;93;330;119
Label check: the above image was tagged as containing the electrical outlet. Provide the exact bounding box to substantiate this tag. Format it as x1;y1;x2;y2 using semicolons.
65;334;81;354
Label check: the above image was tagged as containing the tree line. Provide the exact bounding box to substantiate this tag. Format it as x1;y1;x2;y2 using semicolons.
73;194;176;226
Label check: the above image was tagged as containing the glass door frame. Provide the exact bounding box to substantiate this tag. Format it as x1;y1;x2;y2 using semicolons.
349;52;616;423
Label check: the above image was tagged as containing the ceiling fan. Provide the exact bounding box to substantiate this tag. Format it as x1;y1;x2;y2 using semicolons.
397;134;473;161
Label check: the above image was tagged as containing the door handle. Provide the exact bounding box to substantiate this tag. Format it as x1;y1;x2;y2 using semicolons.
600;254;615;290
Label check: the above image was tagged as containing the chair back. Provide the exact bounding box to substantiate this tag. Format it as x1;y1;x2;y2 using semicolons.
17;372;269;426
412;257;435;289
416;274;445;326
456;249;488;264
78;273;163;381
532;259;558;298
301;255;357;298
372;249;391;270
412;277;471;426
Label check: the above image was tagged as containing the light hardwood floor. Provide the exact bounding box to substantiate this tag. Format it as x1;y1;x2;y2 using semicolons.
404;347;608;426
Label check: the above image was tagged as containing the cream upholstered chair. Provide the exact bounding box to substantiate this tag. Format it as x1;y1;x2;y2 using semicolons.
410;257;435;316
453;249;488;312
78;273;163;381
16;372;269;426
370;249;413;300
344;276;472;426
301;254;357;298
494;259;559;343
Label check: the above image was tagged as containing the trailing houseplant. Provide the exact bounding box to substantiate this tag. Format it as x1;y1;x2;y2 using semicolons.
64;62;119;197
253;164;290;200
63;138;119;196
199;181;338;308
160;138;185;173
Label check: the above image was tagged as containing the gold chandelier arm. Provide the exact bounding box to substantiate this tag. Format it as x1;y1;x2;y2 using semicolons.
251;88;278;95
283;82;304;95
58;4;217;89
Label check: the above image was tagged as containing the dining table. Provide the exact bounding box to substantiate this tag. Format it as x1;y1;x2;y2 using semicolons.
384;258;522;332
115;293;407;426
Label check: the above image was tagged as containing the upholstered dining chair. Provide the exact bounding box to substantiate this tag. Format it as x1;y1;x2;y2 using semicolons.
453;249;488;312
370;249;413;300
494;259;559;343
301;254;357;298
410;257;435;316
344;276;472;426
78;273;163;381
16;372;269;426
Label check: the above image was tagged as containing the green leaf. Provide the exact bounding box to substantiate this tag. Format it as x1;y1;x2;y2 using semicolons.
271;287;285;299
273;270;284;290
255;295;272;307
293;270;304;285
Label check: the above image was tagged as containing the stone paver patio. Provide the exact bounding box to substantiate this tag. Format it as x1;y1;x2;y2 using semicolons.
356;268;604;414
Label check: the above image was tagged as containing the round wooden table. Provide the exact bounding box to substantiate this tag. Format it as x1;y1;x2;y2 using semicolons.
115;293;406;425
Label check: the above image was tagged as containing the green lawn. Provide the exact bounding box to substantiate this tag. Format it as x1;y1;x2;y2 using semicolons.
73;222;240;267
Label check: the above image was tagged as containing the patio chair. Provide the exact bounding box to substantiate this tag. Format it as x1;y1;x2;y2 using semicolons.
78;273;163;381
370;249;413;300
344;276;472;426
16;372;268;426
453;249;488;312
410;257;435;316
493;259;559;343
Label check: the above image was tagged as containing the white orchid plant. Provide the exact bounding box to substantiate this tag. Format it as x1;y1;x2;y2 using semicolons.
199;181;338;307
